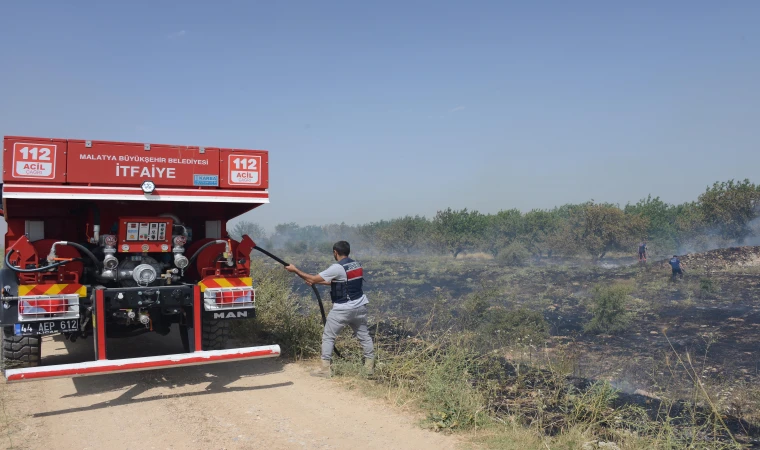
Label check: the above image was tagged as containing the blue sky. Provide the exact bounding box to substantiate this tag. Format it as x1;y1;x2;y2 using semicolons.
1;1;758;232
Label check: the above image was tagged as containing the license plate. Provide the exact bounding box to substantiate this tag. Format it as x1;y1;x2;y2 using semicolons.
14;319;79;336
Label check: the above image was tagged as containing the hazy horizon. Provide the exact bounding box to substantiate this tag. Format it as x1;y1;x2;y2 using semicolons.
2;2;759;232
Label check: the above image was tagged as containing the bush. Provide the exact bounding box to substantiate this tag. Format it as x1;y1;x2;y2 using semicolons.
584;283;632;335
367;334;491;431
497;242;531;266
479;307;550;346
423;342;489;430
458;287;498;330
231;259;322;358
699;277;717;295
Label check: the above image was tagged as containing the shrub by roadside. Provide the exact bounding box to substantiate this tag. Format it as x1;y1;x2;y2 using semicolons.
231;259;323;359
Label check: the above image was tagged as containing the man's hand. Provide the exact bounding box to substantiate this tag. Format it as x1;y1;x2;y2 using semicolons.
284;265;326;285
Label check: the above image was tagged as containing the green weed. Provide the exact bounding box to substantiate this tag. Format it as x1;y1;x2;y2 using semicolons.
584;283;633;335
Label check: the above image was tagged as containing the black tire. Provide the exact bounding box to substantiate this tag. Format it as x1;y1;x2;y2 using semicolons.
2;327;41;369
201;318;230;350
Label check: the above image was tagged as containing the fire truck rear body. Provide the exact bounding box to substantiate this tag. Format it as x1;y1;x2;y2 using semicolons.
1;136;280;381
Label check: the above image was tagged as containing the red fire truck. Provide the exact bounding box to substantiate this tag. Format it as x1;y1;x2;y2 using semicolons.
0;136;280;381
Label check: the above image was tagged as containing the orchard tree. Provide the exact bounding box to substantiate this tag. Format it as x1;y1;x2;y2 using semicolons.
698;179;760;241
228;221;266;242
356;220;391;250
481;209;523;256
376;215;430;254
624;195;680;254
432;208;487;258
625;195;676;238
522;209;561;257
570;203;649;260
271;222;327;251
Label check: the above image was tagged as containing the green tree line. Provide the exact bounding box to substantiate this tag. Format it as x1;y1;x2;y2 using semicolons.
229;179;760;260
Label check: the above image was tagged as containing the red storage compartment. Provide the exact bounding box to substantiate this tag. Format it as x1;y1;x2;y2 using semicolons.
3;136;68;183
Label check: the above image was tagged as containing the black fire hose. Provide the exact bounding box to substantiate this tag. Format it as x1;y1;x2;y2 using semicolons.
4;249;84;273
56;241;102;269
187;240;228;268
251;245;341;358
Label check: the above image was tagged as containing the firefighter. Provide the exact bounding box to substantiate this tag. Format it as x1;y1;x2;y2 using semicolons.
285;241;375;378
638;241;648;262
669;255;685;281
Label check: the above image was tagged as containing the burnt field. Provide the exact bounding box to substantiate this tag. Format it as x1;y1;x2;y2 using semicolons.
284;248;760;445
292;249;760;386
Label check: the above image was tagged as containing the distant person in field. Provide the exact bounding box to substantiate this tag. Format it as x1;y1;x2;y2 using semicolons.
638;241;648;262
669;255;685;280
285;241;375;378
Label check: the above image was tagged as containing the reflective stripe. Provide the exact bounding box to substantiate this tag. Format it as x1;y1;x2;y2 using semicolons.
17;284;86;297
198;277;252;292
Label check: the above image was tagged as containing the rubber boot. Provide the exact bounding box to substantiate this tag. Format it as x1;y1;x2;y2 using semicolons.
311;359;331;378
364;358;375;376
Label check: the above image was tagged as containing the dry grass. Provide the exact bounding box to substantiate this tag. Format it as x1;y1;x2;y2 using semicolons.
323;314;749;449
456;252;495;260
236;253;758;449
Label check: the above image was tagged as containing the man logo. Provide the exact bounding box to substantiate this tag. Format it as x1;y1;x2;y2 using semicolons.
213;311;249;319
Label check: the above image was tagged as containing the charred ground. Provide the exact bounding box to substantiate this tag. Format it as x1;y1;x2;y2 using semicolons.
284;247;760;447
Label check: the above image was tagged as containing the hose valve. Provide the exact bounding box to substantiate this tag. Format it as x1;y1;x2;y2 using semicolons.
172;235;189;270
47;241;67;264
102;235;119;276
224;240;234;266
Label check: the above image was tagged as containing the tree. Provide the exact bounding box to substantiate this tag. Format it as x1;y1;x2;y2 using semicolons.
376;215;430;254
568;203;649;260
323;222;358;244
625;195;675;236
432;208;487;258
624;195;679;254
228;221;266;242
270;223;328;252
480;209;523;256
543;221;582;257
521;209;561;257
697;179;760;241
356;220;391;251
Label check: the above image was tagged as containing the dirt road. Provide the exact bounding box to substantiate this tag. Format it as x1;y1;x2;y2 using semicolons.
0;329;459;450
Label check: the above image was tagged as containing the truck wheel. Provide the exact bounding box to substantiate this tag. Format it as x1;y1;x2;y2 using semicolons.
201;318;229;350
2;327;41;368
